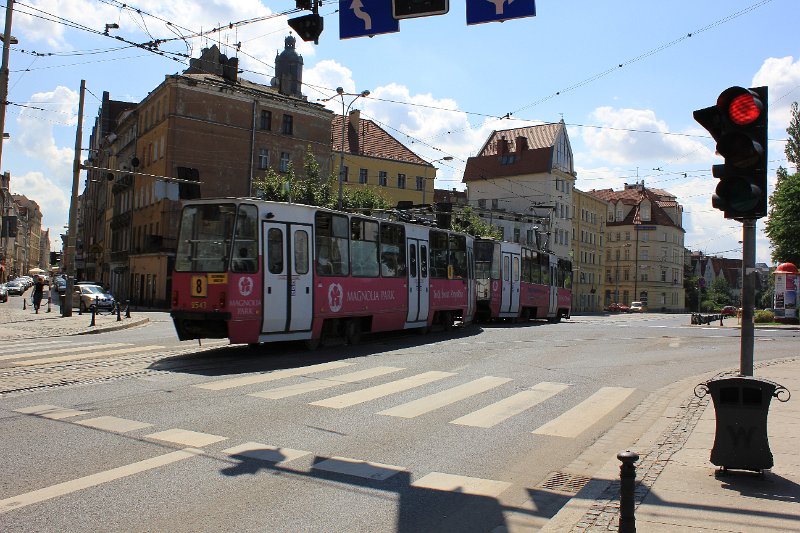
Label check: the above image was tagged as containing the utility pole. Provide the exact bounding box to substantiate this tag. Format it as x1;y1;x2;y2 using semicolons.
63;79;85;317
0;0;14;172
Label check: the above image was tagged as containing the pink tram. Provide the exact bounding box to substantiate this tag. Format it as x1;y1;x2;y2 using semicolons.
170;199;476;347
473;238;572;323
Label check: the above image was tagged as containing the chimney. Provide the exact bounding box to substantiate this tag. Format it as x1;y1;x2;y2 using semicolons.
497;136;509;155
515;135;528;153
348;110;361;154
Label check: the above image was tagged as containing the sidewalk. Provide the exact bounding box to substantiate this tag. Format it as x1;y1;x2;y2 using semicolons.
0;295;149;340
542;356;799;532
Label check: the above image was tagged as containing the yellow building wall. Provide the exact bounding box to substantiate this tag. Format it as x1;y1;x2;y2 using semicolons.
339;154;435;205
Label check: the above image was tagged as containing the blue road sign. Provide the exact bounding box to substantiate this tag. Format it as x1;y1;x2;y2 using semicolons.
466;0;536;26
339;0;399;39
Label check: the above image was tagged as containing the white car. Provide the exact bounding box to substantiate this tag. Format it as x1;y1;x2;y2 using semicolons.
630;301;646;313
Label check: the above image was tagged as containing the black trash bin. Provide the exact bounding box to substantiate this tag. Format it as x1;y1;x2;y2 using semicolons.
697;376;790;472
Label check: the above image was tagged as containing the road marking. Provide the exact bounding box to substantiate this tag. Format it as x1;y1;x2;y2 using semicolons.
12;345;165;366
532;386;636;438
193;361;353;391
310;371;456;409
312;456;406;481
249;366;405;399
450;382;569;428
0;343;129;362
75;416;153;433
378;376;512;418
222;442;311;464
14;404;88;419
412;472;511;497
144;428;228;447
0;448;202;514
0;340;72;353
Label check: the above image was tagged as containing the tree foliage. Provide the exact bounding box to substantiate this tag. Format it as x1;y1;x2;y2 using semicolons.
765;101;800;266
451;207;502;239
252;145;390;213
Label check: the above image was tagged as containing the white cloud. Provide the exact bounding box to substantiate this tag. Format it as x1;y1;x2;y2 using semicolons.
581;106;714;166
11;170;70;249
752;56;800;133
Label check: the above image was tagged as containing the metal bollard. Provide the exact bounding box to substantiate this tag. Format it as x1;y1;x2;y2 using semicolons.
23;298;26;310
47;297;51;313
125;300;131;319
617;450;639;533
116;301;122;322
90;304;96;327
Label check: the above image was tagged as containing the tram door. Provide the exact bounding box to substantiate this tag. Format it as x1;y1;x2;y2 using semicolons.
548;260;559;317
406;237;430;323
501;251;520;314
262;223;313;333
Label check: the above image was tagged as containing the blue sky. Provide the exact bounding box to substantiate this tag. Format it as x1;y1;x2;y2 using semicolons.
3;0;797;265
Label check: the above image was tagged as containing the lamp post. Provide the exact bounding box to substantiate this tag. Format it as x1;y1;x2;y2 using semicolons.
327;87;370;211
422;156;453;205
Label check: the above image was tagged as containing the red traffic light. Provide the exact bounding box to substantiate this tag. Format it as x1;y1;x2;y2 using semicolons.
717;87;763;126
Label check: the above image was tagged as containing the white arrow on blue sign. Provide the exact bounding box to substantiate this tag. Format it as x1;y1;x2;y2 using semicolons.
466;0;536;26
339;0;399;39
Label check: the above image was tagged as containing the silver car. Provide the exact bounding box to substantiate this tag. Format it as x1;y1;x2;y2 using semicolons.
73;284;116;312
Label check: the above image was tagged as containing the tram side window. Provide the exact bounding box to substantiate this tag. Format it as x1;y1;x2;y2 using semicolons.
315;212;349;276
231;204;258;273
267;228;283;274
294;230;309;275
512;256;520;282
409;243;417;278
420;245;428;278
540;255;551;286
351;218;379;277
521;249;532;283
430;231;449;278
503;256;510;282
530;251;541;284
380;223;406;277
449;234;467;279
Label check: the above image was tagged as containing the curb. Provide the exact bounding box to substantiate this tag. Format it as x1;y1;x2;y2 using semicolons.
74;317;150;335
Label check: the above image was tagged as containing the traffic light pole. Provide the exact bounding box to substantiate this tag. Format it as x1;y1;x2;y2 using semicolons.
740;219;756;376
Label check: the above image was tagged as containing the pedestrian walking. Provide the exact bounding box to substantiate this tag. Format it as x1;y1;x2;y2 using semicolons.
32;275;45;314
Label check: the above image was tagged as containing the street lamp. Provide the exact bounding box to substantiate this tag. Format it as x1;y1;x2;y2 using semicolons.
325;87;370;210
422;156;453;205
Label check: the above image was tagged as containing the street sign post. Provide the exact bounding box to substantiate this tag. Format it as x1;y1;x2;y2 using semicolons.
340;0;399;39
466;0;536;25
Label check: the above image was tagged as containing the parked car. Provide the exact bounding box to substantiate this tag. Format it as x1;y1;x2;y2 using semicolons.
73;284;115;312
721;305;739;316
0;283;7;303
606;302;631;313
5;280;24;295
630;301;646;313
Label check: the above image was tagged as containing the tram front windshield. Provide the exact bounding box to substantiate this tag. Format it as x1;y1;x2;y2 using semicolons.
175;203;237;272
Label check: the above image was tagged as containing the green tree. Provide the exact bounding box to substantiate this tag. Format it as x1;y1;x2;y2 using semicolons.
706;276;733;309
451;207;502;239
252;145;390;212
765;102;800;266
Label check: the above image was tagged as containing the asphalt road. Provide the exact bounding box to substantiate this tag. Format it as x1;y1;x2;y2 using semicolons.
0;314;795;532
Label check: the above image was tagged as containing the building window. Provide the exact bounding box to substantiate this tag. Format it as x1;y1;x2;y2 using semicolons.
282;114;293;135
513;228;520;243
279;152;290;172
359;168;368;184
491;198;499;209
397;173;406;189
260;110;272;130
379;171;387;186
341;166;349;182
478;199;486;209
258;149;269;170
415;176;424;190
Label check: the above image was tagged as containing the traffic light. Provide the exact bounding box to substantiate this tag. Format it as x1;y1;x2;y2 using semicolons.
693;86;768;219
295;0;312;9
288;13;323;42
393;0;449;20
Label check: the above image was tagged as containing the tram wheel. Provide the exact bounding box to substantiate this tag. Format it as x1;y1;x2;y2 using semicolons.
547;314;562;324
441;311;454;331
345;319;362;345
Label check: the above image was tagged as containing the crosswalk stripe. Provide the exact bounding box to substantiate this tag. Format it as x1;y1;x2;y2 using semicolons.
312;456;406;481
193;361;353;391
12;345;165;366
411;472;511;498
0;448;202;514
144;428;228;448
0;343;129;362
222;442;311;464
0;340;68;353
14;404;89;420
531;386;636;438
249;366;405;400
75;416;153;433
450;382;570;428
378;376;513;419
310;371;456;409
